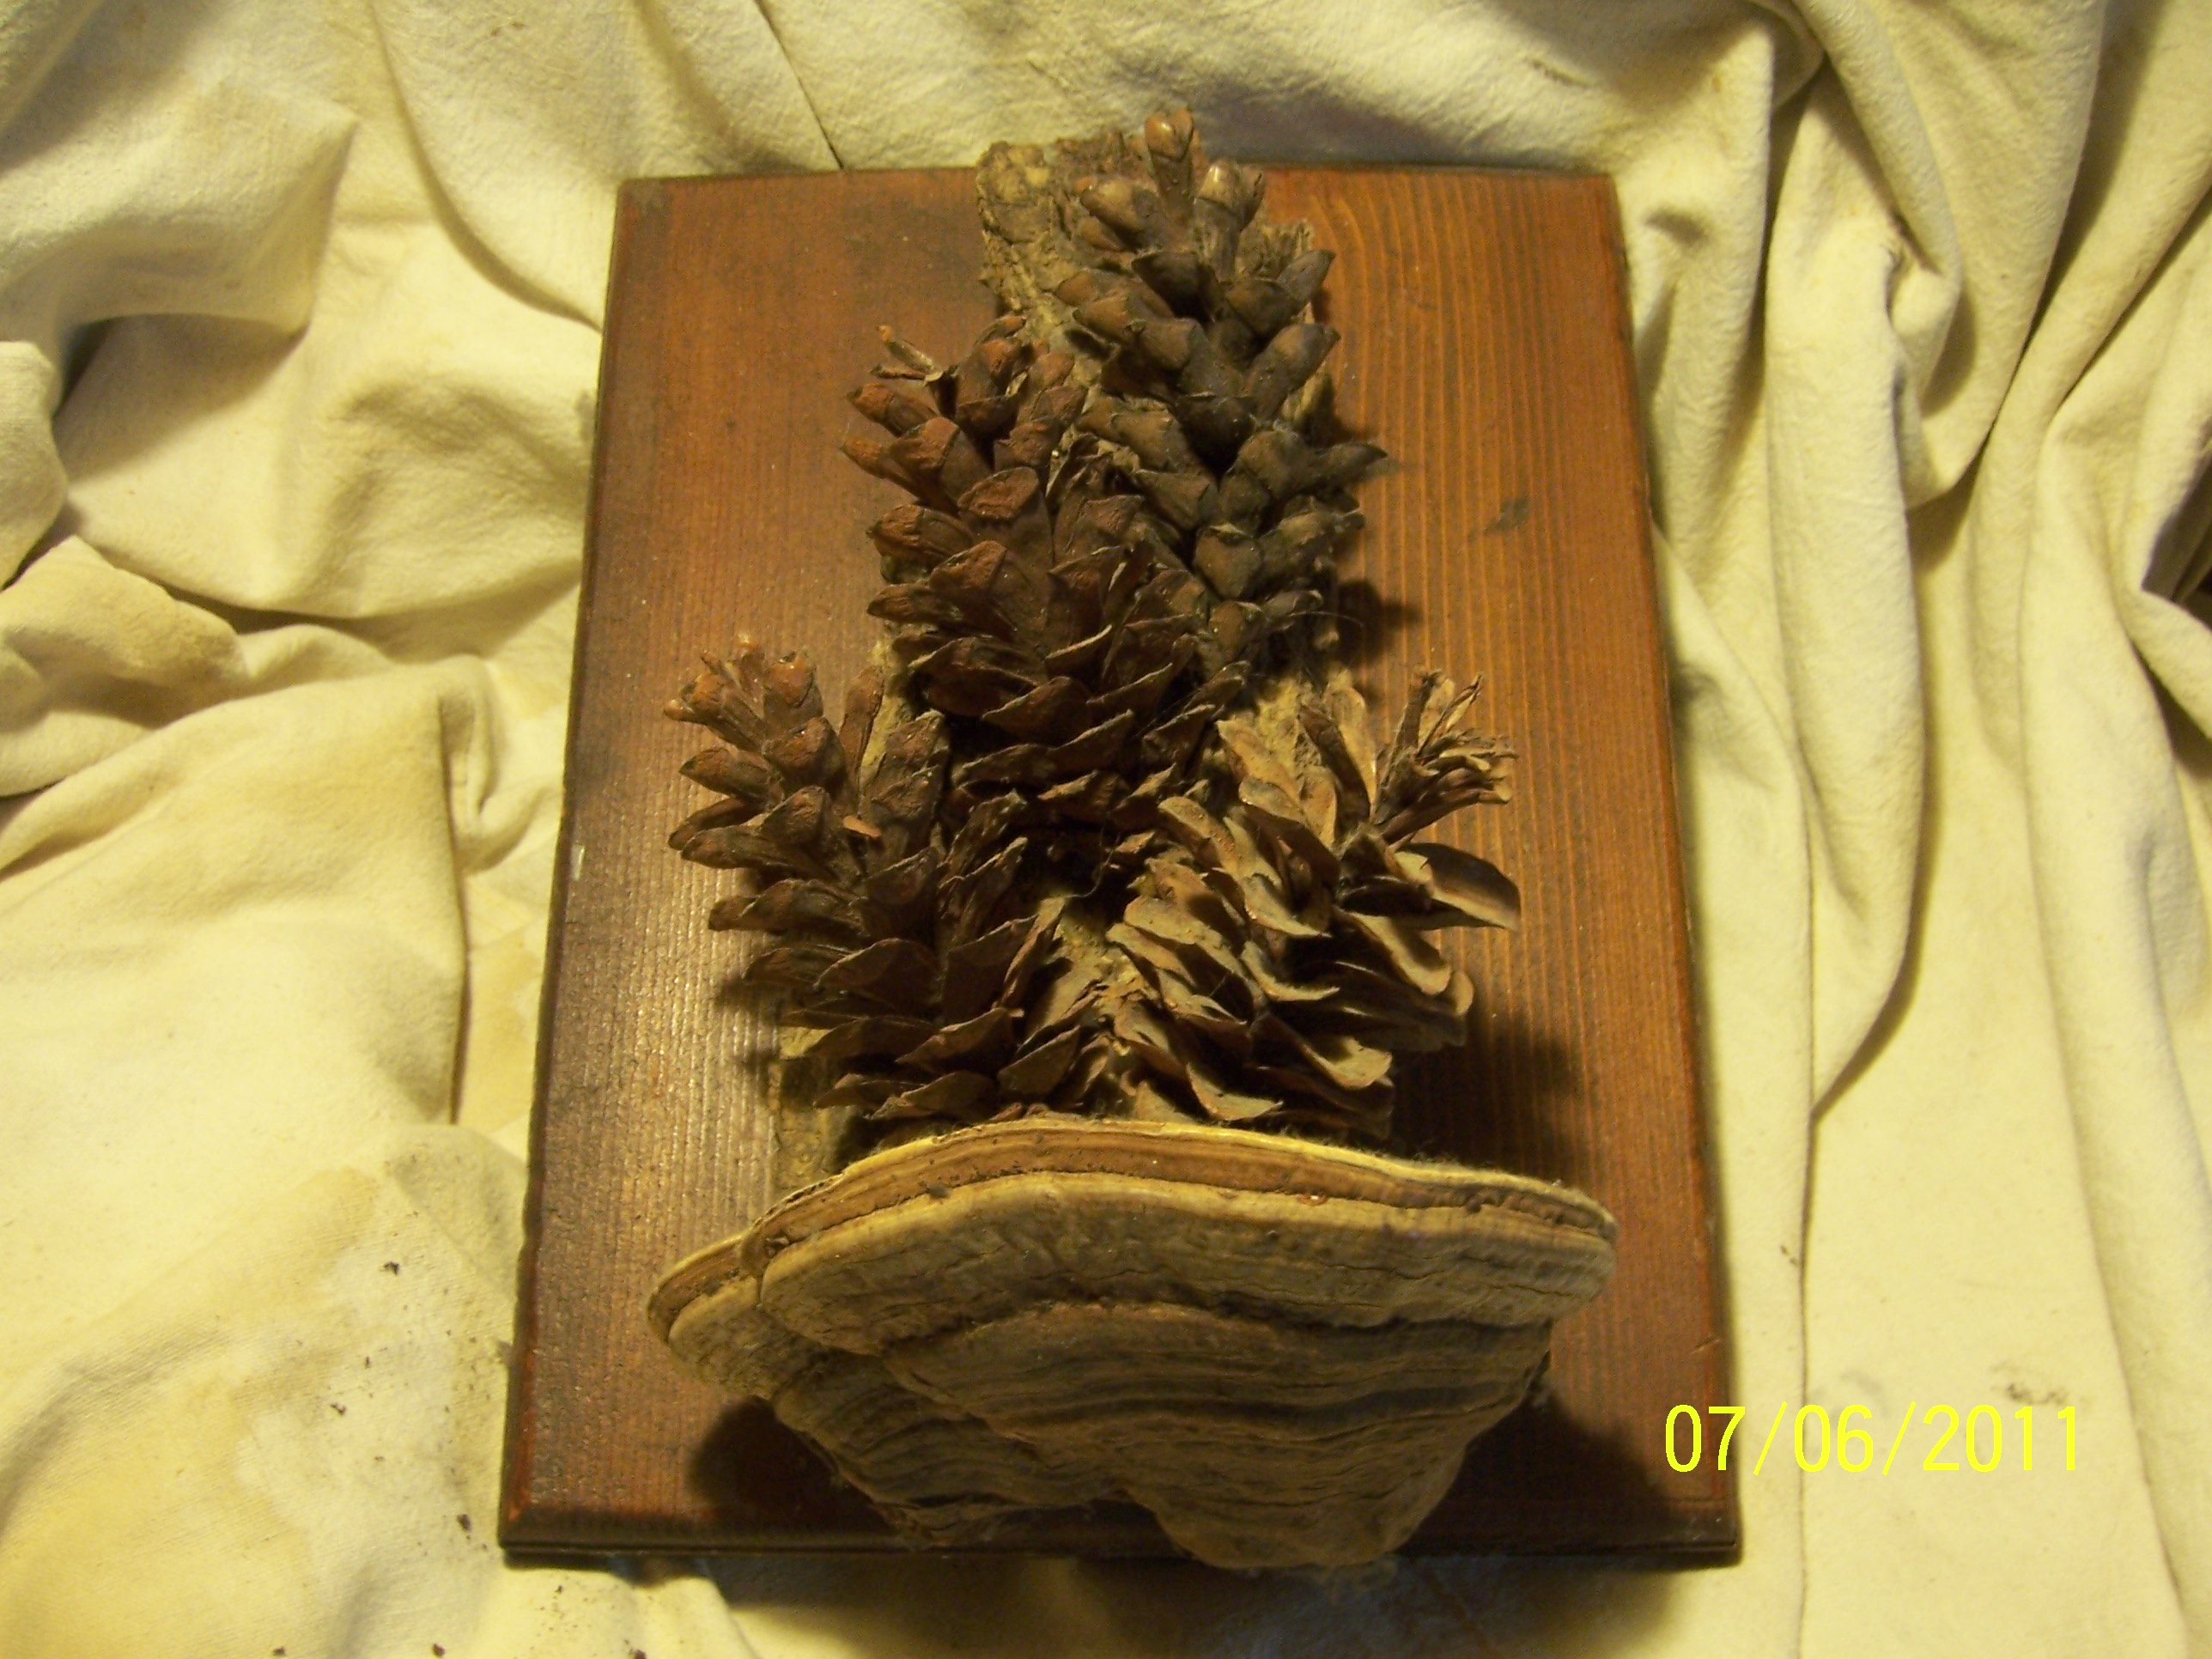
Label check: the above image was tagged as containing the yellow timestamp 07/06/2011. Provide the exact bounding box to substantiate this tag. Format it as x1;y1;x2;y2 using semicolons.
1664;1402;2077;1476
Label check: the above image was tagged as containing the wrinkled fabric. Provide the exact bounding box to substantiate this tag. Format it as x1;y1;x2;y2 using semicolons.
2;1;2206;1653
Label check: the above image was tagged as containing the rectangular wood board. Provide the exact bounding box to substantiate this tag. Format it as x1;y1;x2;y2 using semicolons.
501;165;1735;1560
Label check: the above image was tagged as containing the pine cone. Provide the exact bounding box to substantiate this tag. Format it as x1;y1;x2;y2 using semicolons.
665;643;1098;1149
845;321;1247;866
976;107;1386;653
668;111;1520;1156
1104;674;1518;1143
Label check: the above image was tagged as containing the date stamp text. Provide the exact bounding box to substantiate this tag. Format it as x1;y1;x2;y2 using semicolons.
1665;1403;2076;1474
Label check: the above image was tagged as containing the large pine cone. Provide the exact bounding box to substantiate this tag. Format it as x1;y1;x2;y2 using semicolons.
847;319;1249;860
979;106;1383;629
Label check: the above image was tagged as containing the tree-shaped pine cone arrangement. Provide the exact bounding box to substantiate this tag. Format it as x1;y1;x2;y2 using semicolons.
647;111;1617;1570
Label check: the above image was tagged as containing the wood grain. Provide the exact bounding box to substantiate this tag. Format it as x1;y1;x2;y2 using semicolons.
501;166;1735;1559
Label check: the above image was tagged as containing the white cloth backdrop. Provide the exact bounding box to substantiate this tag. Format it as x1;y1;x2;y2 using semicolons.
2;1;2207;1653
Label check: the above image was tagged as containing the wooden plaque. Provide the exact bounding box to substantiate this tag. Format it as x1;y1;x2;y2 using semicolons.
501;166;1735;1560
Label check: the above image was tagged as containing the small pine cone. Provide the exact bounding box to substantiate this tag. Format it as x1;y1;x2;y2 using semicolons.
1101;676;1518;1143
665;645;1104;1152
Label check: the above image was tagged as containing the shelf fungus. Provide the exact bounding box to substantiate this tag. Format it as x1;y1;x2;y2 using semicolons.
650;110;1617;1569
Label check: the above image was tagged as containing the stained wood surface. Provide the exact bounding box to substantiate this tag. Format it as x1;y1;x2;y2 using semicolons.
501;166;1735;1559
